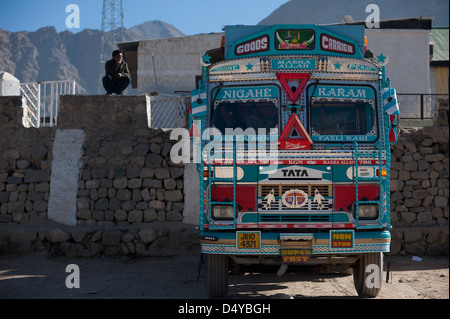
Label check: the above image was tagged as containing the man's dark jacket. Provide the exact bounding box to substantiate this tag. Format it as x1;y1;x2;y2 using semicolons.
105;59;131;80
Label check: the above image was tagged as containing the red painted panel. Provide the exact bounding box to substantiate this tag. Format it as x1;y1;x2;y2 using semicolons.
277;73;310;104
334;184;380;212
278;113;312;150
211;185;256;212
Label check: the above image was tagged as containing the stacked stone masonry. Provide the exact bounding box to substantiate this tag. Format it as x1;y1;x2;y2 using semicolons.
389;99;449;256
76;130;185;226
0;95;198;257
0;96;448;257
58;95;186;227
0;97;54;224
0;224;199;257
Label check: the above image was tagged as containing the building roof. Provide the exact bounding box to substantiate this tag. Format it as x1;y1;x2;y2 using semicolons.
430;28;449;63
0;71;20;82
337;16;433;29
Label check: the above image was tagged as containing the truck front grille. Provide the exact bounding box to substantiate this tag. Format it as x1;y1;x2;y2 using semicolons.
260;214;330;222
258;184;333;211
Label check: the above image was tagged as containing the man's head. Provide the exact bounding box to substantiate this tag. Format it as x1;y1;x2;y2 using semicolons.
112;50;123;63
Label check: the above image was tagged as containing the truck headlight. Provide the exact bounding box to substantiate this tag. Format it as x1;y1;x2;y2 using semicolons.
212;205;234;220
357;204;379;220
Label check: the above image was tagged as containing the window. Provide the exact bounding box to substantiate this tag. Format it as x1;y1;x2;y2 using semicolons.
212;102;278;135
310;101;376;136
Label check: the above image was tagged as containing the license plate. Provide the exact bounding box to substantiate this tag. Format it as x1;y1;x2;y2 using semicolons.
280;249;311;263
330;230;354;248
237;232;260;249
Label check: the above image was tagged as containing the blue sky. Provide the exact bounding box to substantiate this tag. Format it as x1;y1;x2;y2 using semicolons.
0;0;289;35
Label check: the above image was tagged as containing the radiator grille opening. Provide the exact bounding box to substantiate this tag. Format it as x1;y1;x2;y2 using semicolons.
260;214;330;222
258;184;332;197
258;184;333;212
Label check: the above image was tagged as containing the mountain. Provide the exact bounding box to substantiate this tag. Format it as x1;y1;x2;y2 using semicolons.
259;0;449;27
0;20;184;94
126;20;184;40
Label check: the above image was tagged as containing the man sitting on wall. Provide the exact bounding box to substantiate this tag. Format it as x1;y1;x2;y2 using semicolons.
102;50;131;95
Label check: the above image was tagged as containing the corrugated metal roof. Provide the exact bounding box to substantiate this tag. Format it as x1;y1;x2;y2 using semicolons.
430;28;449;62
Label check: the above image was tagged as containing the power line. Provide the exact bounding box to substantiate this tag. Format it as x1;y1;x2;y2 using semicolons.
98;0;125;94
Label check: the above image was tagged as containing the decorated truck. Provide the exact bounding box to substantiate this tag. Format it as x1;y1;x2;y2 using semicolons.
190;24;399;298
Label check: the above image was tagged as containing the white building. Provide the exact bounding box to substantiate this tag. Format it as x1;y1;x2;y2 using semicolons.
120;18;436;120
361;17;433;95
119;33;223;95
352;17;435;123
0;71;20;96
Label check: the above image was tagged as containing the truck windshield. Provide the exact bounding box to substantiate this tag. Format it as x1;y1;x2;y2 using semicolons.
310;101;376;136
212;102;278;135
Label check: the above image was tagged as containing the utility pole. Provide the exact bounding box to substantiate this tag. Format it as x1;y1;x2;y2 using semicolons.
98;0;125;94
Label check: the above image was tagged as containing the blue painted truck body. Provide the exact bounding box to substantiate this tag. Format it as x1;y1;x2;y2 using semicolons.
191;24;399;297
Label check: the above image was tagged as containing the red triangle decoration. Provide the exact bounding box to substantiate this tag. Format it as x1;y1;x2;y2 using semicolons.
389;114;397;143
277;73;311;104
278;113;313;150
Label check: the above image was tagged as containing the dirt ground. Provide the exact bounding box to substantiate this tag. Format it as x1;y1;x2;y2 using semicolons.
0;253;448;299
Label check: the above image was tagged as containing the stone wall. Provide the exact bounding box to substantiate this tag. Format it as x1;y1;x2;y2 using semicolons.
0;95;198;257
58;95;186;227
0;95;448;257
0;222;199;257
0;97;54;224
390;99;449;255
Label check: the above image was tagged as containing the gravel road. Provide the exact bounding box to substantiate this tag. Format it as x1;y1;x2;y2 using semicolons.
0;253;447;299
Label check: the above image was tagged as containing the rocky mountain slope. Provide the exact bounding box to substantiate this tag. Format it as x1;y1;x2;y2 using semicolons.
0;20;184;94
2;1;448;95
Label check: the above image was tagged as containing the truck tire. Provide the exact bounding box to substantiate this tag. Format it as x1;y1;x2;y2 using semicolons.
352;252;383;298
205;254;229;298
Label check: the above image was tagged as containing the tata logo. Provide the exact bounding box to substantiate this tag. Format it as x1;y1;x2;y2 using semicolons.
266;165;324;181
235;35;269;56
282;169;309;177
282;189;308;208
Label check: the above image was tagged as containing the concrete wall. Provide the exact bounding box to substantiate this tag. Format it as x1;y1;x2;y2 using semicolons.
137;33;224;94
0;72;21;96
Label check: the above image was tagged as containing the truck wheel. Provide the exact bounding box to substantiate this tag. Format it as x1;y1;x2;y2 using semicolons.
352;252;383;298
205;254;229;298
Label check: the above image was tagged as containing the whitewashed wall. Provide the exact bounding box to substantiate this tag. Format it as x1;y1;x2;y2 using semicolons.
365;28;431;94
138;33;224;95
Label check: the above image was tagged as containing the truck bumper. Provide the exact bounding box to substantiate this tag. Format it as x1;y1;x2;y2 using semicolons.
200;230;390;256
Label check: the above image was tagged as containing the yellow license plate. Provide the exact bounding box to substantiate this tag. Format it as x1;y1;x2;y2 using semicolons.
237;232;260;249
330;230;354;248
